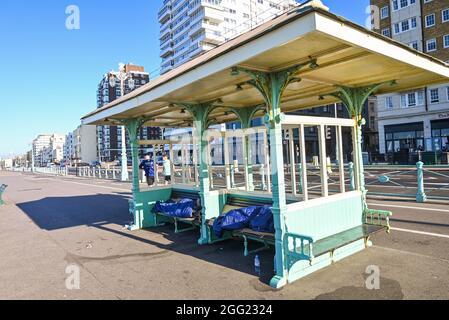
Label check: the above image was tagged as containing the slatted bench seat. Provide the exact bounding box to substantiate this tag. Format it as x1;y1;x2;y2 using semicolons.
233;228;276;257
154;189;202;234
206;194;276;254
0;184;7;205
285;209;392;267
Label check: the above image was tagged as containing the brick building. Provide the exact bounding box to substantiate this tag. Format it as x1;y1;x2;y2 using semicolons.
370;0;449;161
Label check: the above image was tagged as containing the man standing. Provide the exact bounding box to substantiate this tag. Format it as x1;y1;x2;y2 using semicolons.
162;154;172;186
139;154;155;187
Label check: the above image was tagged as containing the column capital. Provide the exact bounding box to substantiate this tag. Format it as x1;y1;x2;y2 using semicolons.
227;104;265;129
323;80;396;117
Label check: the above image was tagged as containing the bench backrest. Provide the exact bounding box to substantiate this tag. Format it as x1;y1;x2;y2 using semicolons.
226;195;273;208
172;190;201;201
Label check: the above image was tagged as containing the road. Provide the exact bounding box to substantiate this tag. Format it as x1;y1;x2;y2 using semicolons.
0;171;449;299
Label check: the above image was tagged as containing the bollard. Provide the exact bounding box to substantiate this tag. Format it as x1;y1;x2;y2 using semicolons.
112;169;116;180
416;161;427;203
348;162;355;191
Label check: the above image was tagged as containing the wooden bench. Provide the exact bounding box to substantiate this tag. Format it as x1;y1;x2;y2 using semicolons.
154;190;202;234
284;209;392;267
0;184;7;205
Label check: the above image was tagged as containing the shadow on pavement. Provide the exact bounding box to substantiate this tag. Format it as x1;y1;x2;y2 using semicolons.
16;193;132;231
16;193;276;287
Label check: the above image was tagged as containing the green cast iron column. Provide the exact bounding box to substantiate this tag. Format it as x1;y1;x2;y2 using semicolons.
181;103;216;245
329;81;395;208
266;74;289;289
123;118;147;195
233;62;315;289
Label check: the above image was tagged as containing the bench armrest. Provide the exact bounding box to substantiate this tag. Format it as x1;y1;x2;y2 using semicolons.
364;208;392;233
284;232;315;267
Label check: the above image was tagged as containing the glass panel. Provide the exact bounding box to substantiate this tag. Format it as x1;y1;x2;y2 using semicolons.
387;141;394;152
394;131;416;139
394;141;400;152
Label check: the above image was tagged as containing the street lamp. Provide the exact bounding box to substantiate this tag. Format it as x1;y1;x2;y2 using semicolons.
109;63;136;182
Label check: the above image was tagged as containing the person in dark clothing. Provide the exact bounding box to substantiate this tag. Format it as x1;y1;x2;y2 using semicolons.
139;154;155;187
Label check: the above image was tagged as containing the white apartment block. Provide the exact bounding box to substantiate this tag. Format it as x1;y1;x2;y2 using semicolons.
33;134;65;167
63;125;97;166
372;0;449;158
32;134;52;167
159;0;298;74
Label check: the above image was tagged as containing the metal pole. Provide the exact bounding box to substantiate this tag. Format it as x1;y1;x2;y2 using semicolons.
416;161;427;203
120;78;129;182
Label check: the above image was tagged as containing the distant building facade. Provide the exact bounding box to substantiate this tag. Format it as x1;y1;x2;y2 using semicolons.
32;134;65;167
371;0;449;157
96;63;162;162
63;125;97;166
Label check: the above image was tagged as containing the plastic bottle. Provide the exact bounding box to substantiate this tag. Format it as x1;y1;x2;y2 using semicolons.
255;255;261;276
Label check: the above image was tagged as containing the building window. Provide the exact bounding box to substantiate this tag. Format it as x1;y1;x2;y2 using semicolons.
425;14;435;28
386;96;394;109
400;91;424;108
382;28;391;37
430;89;439;103
443;9;449;23
426;38;437;52
409;41;419;50
381;6;389;19
393;17;418;34
392;0;416;11
444;35;449;48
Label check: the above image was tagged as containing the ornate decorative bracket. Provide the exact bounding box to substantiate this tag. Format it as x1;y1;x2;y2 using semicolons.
227;104;265;129
322;80;397;119
231;60;317;128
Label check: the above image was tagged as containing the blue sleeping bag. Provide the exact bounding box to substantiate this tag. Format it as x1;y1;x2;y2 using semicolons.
153;199;195;218
213;206;274;238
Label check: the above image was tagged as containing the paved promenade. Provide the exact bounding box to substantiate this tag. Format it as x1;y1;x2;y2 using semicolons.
1;171;448;299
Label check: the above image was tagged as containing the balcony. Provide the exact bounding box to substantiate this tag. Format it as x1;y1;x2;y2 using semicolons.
159;24;171;40
158;3;172;23
160;62;174;75
160;42;174;58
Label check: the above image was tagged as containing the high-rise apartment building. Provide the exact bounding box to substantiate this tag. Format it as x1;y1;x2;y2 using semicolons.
371;0;449;160
96;64;162;162
158;0;298;74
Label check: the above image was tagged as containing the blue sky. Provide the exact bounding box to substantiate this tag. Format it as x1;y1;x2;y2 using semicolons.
0;0;369;157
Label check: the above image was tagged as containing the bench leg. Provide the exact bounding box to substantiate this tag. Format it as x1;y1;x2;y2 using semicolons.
364;236;373;248
242;235;271;257
174;219;197;234
154;214;167;228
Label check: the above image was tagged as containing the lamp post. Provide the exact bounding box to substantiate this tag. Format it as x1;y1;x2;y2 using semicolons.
109;63;136;182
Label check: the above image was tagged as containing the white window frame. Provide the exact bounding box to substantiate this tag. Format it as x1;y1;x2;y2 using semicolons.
444;34;449;48
386;96;394;109
425;14;435;28
442;8;449;23
381;6;389;19
430;89;440;104
426;38;437;52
